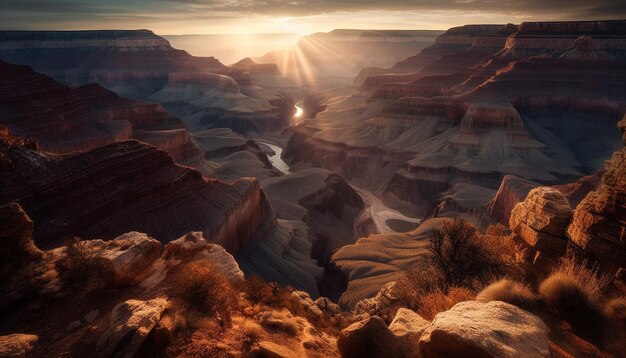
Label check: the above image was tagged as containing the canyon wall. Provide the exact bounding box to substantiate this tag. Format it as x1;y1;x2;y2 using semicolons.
0;30;293;134
0;132;273;252
285;20;626;213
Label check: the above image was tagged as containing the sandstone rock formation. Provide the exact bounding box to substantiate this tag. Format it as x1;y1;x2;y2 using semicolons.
97;298;169;358
161;231;244;281
490;175;541;225
0;334;38;357
337;316;396;358
0;202;43;275
0;131;272;251
419;301;550;357
509;187;572;265
50;232;161;287
566;116;626;277
337;308;430;358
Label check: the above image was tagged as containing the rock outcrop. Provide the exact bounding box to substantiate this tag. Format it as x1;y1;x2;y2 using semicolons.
0;334;38;357
566;116;626;277
490;175;541;225
97;298;169;358
419;301;550;358
0;202;43;275
509;187;572;265
161;231;244;281
0;133;273;251
51;232;161;287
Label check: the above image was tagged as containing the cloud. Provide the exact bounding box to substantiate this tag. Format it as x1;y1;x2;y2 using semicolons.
1;0;624;33
162;0;626;18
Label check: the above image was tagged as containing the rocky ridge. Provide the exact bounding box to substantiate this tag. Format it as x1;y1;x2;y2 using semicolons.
0;130;272;251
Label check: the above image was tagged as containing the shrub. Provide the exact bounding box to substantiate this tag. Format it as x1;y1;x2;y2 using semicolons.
539;273;605;339
418;287;475;320
604;297;626;327
552;256;609;302
428;218;512;289
170;262;236;327
394;266;448;311
476;279;538;311
56;239;114;293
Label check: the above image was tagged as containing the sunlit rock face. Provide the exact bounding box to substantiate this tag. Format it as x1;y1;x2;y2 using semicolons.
566;117;626;278
285;20;626;213
0;30;294;134
0;133;273;252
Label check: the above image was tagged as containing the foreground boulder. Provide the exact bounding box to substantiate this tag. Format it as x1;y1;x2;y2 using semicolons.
0;334;38;357
509;187;572;271
337;316;396;358
97;298;169;358
419;301;549;358
337;309;430;358
388;308;430;357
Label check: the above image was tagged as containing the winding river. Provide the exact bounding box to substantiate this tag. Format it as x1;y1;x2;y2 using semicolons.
260;102;420;233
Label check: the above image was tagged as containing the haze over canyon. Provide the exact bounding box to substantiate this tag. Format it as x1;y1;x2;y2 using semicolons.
0;2;625;357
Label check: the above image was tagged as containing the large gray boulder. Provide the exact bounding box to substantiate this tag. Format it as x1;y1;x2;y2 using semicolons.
419;301;550;358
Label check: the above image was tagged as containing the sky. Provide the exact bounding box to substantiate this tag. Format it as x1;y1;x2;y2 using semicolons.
2;0;625;35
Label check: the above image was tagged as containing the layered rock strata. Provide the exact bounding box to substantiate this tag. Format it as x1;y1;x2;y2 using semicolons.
0;60;209;173
566;117;626;278
509;187;573;271
0;133;272;251
0;30;293;133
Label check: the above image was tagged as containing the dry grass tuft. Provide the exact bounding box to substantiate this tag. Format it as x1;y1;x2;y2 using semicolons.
258;309;300;335
417;287;475;320
477;279;538;311
539;271;605;339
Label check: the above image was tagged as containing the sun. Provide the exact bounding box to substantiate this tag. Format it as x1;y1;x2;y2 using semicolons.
271;17;310;35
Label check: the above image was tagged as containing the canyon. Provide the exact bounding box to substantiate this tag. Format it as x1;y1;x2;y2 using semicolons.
0;18;625;358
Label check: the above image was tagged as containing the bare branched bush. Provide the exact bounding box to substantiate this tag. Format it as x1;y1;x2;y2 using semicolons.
428;218;513;289
170;262;236;327
56;239;114;293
